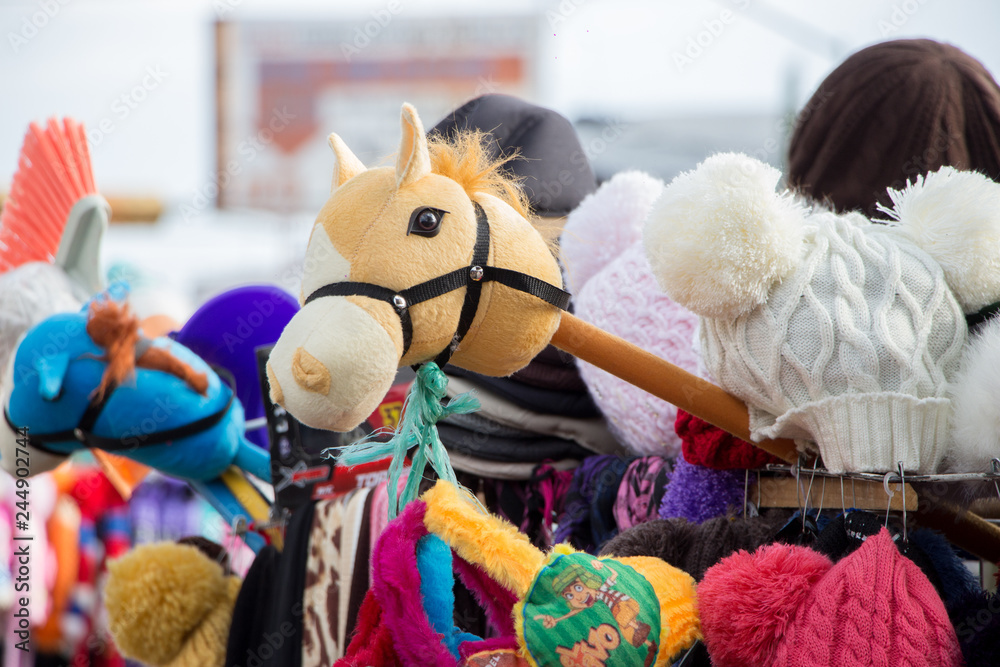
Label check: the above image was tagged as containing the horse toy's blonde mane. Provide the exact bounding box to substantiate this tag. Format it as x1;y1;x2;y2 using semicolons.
427;130;532;221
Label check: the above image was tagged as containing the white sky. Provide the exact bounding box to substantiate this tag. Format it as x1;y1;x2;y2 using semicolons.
1;0;997;201
2;0;997;314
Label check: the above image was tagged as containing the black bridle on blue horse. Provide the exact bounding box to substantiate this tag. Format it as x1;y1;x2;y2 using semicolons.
303;201;572;368
4;365;235;456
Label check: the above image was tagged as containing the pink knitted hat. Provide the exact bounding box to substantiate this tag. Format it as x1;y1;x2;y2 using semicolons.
776;529;962;666
700;529;963;667
561;171;701;456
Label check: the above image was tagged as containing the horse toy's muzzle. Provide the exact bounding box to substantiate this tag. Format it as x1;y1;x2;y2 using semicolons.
266;295;400;432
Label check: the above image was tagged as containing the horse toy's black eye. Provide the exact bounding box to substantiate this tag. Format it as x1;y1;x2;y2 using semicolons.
407;207;447;237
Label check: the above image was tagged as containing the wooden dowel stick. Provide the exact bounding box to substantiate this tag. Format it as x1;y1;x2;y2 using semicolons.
550;312;798;463
916;500;1000;563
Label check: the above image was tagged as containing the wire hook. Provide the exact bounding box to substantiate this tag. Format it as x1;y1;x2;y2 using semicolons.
898;462;908;544
802;456;819;531
839;474;847;515
883;471;896;529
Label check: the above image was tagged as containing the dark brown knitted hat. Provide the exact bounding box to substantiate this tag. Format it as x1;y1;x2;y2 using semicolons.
788;39;1000;217
600;510;793;581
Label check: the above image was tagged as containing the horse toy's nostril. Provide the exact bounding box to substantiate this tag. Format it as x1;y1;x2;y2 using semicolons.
291;347;331;395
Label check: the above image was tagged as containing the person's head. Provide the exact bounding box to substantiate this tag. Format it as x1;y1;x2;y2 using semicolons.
788;39;1000;216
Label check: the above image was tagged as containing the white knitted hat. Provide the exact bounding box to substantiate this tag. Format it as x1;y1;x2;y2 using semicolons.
646;153;969;473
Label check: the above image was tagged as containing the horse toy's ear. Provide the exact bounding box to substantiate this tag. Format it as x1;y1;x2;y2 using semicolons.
34;352;70;401
328;133;366;192
395;103;431;188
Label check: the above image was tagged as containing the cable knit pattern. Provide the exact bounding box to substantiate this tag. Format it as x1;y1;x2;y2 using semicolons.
562;171;702;456
772;530;963;667
700;211;966;472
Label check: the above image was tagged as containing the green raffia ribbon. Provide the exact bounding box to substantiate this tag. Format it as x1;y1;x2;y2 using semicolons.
327;362;480;519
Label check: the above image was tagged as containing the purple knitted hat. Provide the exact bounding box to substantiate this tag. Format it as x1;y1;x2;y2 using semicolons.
561;171;702;456
659;458;745;525
553;455;620;551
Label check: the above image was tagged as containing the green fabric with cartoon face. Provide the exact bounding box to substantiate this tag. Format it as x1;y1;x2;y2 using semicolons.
521;552;661;667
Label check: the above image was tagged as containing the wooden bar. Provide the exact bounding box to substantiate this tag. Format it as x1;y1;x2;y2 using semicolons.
756;476;918;512
551;312;799;462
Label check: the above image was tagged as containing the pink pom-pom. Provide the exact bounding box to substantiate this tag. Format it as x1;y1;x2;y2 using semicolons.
699;542;832;667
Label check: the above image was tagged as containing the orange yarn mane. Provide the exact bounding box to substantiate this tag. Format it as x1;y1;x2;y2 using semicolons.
427;130;531;220
86;300;208;401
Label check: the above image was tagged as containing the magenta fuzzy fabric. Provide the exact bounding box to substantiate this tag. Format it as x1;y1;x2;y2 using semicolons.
452;556;518;637
699;541;832;666
371;500;458;667
370;499;522;666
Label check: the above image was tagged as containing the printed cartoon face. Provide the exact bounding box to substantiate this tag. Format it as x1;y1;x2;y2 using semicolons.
562;578;598;610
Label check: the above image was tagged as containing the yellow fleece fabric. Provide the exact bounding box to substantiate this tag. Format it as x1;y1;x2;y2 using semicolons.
618;556;702;666
422;480;545;598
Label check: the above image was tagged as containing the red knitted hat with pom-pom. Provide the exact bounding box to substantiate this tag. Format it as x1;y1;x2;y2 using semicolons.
701;529;963;667
775;529;962;666
699;540;832;666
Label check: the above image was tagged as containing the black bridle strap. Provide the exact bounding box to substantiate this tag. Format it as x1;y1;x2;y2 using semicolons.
303;202;571;363
481;266;572;310
305;281;418;356
4;367;236;454
432;202;492;367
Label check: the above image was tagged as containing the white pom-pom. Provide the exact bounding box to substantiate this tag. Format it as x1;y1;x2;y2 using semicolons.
880;167;1000;313
560;171;664;295
947;315;1000;472
643;153;805;319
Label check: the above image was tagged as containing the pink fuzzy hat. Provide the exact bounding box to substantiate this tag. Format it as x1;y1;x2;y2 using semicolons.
561;171;701;456
700;529;963;667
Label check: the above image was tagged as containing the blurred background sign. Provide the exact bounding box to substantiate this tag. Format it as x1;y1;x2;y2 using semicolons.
215;14;540;212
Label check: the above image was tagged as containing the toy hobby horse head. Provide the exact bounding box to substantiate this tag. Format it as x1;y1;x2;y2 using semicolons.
267;104;569;431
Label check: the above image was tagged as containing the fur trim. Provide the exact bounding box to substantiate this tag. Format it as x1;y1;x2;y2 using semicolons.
643;153;805;318
880;167;1000;313
336;592;402;667
560;170;664;295
947;315;1000;472
417;535;480;659
104;542;232;667
512;596;540;667
370;500;458;667
452;554;519;637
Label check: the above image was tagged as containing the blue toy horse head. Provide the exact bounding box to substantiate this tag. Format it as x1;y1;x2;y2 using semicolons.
0;300;270;482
